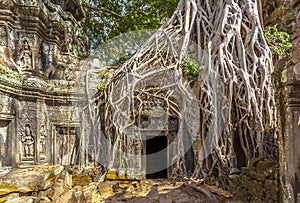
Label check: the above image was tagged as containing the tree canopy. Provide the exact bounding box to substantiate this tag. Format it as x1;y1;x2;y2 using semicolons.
81;0;179;52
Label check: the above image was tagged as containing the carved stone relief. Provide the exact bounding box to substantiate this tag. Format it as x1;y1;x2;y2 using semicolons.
0;0;86;169
39;124;47;159
18;101;37;163
19;38;33;73
7;28;17;60
61;21;74;54
37;101;50;163
0;94;13;114
48;105;79;124
0;1;87;79
0;25;7;46
168;118;178;131
21;124;35;159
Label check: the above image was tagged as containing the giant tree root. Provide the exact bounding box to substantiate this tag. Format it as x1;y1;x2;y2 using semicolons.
83;0;277;187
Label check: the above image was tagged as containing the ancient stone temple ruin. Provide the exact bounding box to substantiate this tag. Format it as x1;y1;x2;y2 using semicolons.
0;0;88;167
0;0;182;180
0;1;299;200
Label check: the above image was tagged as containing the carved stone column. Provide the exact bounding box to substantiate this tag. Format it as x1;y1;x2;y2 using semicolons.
283;1;300;202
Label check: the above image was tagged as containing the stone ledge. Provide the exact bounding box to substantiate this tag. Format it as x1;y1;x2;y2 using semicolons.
0;75;84;104
286;84;300;106
0;114;14;120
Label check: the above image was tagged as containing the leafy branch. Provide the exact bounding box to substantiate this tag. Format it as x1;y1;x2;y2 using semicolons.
263;25;292;61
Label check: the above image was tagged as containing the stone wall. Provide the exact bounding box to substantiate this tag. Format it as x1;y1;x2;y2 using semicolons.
282;0;300;202
0;0;88;79
0;0;87;168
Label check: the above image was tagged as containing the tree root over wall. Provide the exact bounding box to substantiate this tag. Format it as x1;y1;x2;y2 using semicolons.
99;0;278;188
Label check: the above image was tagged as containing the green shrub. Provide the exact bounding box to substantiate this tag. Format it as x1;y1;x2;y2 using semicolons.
182;56;202;80
263;25;292;60
99;70;108;79
96;83;106;91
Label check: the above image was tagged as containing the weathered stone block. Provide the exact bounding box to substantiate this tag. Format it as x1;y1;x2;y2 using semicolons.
291;37;300;63
287;62;300;84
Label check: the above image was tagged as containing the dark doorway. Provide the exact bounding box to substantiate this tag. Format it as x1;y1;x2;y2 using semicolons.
0;120;12;166
146;136;168;179
233;132;246;169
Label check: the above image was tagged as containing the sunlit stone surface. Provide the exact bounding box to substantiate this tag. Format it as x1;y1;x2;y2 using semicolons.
0;0;88;167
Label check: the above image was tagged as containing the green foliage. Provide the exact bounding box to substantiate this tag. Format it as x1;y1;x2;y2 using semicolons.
97;70;109;91
97;30;153;65
116;52;135;65
263;25;292;60
117;155;129;168
0;64;22;84
182;56;202;80
281;67;287;84
82;0;179;52
99;70;108;79
96;83;106;91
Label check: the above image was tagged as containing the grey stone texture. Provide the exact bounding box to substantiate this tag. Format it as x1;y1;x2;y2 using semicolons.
0;0;88;167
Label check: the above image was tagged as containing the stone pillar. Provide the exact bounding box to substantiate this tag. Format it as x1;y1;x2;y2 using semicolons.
283;1;300;202
36;100;50;164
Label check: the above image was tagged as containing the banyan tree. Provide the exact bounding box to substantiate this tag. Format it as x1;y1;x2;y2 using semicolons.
87;0;277;184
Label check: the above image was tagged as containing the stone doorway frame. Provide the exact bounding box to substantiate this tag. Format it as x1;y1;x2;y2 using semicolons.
143;132;169;179
0;113;15;167
141;127;178;179
50;123;80;165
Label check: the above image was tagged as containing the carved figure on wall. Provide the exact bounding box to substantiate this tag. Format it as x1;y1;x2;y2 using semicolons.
39;124;47;155
21;124;34;158
44;44;56;78
19;39;33;72
8;29;16;55
62;21;75;54
0;26;7;46
46;44;55;66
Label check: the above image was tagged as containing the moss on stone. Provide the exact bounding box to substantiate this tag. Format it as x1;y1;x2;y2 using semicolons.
0;184;18;196
72;175;92;186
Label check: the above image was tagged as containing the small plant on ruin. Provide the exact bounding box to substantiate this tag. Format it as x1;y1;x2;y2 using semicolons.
96;83;106;91
99;70;108;79
117;155;129;168
263;25;292;60
182;56;200;80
